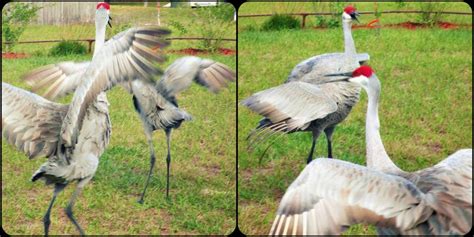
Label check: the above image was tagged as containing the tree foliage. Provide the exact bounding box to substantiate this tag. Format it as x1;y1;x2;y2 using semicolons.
2;3;41;52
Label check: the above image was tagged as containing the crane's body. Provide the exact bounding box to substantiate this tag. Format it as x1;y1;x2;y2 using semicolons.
31;92;111;184
3;3;171;235
244;6;369;163
269;66;472;235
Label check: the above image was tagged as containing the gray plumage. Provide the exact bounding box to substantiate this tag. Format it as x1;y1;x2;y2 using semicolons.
25;55;236;202
269;68;472;235
131;56;236;201
4;4;170;235
243;7;369;163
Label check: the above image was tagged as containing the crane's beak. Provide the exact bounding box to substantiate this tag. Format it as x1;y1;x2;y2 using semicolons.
324;72;352;82
108;16;112;28
350;11;360;23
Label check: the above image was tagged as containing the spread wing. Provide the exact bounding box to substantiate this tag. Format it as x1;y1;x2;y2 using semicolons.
241;81;338;132
23;61;90;100
2;82;68;159
412;149;472;234
59;27;170;150
157;56;235;98
270;158;435;235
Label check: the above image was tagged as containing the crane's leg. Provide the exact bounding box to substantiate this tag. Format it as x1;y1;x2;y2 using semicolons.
43;183;67;236
165;128;172;199
324;126;335;158
307;130;321;164
65;177;91;236
138;128;156;204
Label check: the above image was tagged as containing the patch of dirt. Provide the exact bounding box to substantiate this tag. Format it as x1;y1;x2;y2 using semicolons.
204;164;221;176
427;142;443;153
2;52;30;59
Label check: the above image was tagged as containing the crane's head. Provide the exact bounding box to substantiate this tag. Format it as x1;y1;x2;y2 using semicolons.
324;65;378;91
342;5;360;23
96;2;112;28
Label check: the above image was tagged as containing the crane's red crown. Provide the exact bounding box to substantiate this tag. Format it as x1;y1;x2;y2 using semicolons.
344;6;356;14
96;2;110;10
353;65;374;78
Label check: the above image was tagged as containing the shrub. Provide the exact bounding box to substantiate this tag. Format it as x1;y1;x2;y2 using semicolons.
312;2;343;29
315;16;340;29
242;24;258;32
49;40;87;56
168;20;188;35
417;2;448;26
2;3;41;52
193;3;234;51
261;14;300;31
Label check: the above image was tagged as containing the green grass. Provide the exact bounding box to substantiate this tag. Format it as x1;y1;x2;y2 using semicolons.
2;5;236;235
238;2;472;32
238;3;472;235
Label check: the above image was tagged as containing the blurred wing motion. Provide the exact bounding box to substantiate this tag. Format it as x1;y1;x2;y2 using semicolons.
2;82;68;159
156;56;236;98
59;27;170;148
270;157;472;235
23;61;90;100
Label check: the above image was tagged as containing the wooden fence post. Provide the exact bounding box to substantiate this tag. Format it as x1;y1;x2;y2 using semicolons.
87;40;94;53
301;14;308;28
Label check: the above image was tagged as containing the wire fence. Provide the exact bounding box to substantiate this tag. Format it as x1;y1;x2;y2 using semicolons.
239;10;472;28
2;37;237;53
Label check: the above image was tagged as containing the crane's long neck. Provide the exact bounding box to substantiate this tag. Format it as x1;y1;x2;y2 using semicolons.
365;80;402;173
342;19;356;56
93;21;106;58
93;17;108;102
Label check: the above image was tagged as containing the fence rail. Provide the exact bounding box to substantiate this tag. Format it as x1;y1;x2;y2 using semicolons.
2;37;237;53
239;10;472;28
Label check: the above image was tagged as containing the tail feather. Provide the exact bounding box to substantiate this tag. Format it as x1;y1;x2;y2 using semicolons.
247;119;289;151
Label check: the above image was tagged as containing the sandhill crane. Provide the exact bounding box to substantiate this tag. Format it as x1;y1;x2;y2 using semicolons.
130;56;235;202
269;66;472;235
26;56;236;202
2;2;170;235
243;5;369;164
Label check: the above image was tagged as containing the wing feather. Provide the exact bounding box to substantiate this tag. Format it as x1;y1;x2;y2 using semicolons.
157;56;235;97
412;149;472;234
23;61;90;100
241;81;338;132
271;158;435;235
59;27;170;149
2;82;68;159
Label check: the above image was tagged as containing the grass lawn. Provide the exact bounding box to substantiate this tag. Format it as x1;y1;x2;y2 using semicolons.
238;2;472;235
2;4;236;235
